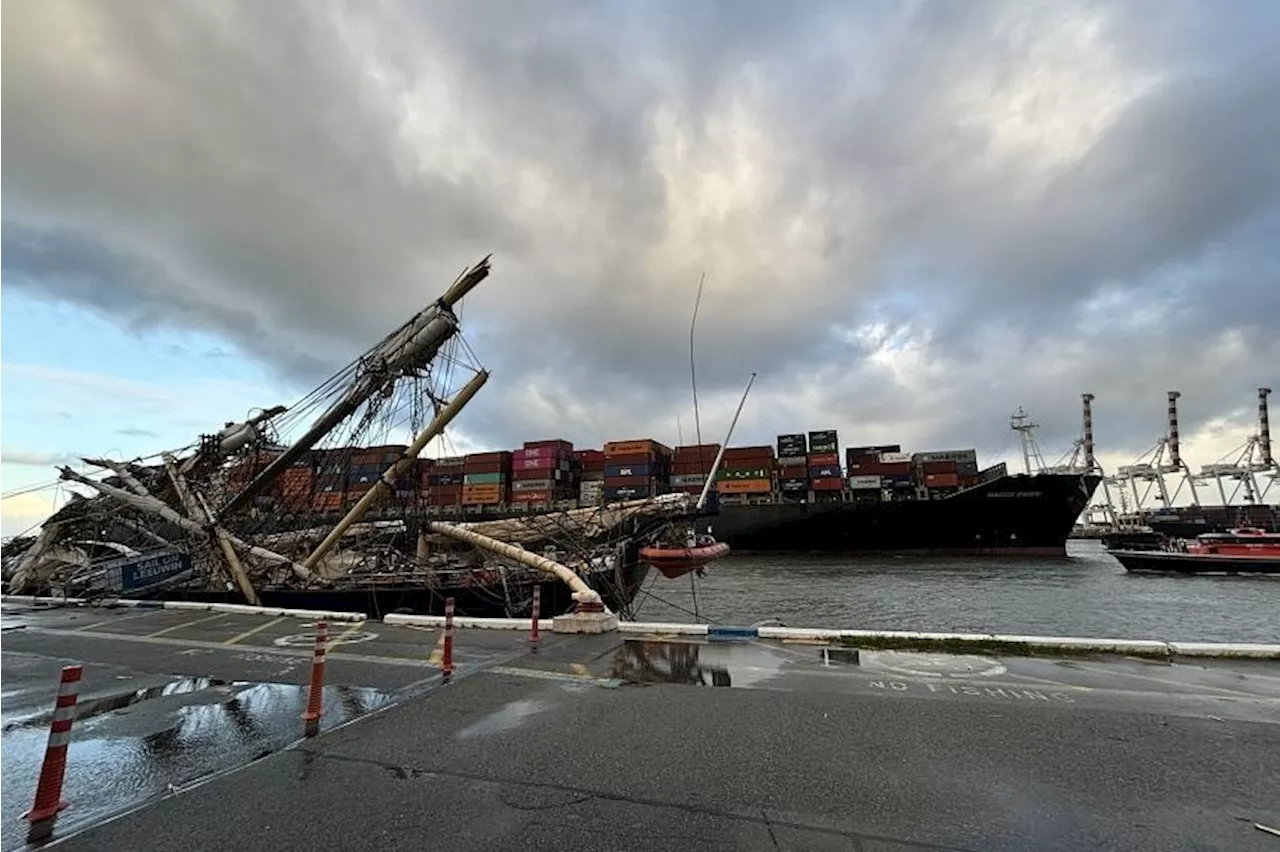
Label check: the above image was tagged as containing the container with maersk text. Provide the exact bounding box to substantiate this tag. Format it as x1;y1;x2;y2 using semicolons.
848;475;881;490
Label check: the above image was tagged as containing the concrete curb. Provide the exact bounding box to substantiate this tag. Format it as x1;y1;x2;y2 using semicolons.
619;621;710;636
5;596;1275;658
1167;642;1280;659
1;595;364;623
384;613;551;630
759;626;1280;660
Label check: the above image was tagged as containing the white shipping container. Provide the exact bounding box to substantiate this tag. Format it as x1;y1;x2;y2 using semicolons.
777;455;808;467
878;452;911;464
848;475;882;489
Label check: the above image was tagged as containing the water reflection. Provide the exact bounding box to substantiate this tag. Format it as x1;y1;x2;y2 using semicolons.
1;679;395;851
611;640;733;687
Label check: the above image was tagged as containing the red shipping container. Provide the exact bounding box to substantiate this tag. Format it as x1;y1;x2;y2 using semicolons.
671;461;716;475
723;445;774;460
513;456;567;472
467;451;512;464
511;489;553;502
602;451;662;465
925;473;960;487
674;444;721;459
808;452;840;465
464;458;510;474
515;466;559;480
811;477;844;491
922;460;958;474
723;455;774;469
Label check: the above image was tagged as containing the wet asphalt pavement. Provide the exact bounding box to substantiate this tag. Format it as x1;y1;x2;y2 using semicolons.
3;604;1279;850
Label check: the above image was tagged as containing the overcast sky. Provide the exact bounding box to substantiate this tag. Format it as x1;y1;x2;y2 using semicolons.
3;0;1278;535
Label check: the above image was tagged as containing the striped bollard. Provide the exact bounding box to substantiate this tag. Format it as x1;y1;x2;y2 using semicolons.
302;620;328;735
24;665;83;842
529;585;541;648
441;597;455;680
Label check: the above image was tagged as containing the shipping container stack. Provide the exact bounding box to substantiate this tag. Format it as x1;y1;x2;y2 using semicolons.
845;444;911;502
575;449;606;505
312;448;353;513
345;444;408;510
716;444;775;504
424;456;466;511
913;449;977;497
279;451;316;512
512;440;575;506
602;439;671;502
807;430;843;502
462;451;512;508
775;434;808;501
669;444;721;498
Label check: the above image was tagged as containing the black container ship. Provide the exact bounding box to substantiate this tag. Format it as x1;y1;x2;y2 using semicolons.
248;430;1101;558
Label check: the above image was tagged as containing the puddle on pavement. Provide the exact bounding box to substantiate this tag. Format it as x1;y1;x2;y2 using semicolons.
609;639;1012;689
4;677;228;732
610;640;773;688
1;678;397;850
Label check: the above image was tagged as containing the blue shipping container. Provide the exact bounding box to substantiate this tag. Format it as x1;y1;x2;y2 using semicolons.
603;485;652;501
809;465;842;479
604;463;652;478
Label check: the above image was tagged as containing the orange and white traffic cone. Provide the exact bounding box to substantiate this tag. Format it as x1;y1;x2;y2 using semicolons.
441;597;455;680
529;585;541;649
302;620;327;735
24;665;83;842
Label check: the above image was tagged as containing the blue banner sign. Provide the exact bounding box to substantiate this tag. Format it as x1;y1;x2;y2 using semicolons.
107;551;196;593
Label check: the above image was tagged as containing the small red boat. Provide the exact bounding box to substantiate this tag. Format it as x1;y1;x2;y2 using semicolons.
640;535;731;580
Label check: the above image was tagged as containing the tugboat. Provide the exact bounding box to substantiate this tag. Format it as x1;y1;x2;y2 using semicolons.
1109;528;1280;575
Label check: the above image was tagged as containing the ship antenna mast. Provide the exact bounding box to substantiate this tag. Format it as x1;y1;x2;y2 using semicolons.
1010;407;1046;475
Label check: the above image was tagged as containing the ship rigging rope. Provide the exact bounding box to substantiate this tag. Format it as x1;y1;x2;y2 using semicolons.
630;572;711;622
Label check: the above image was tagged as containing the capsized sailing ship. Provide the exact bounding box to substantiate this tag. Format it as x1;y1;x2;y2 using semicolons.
2;258;704;619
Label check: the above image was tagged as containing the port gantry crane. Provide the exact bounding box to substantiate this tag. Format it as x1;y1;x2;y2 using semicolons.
1107;391;1201;516
1191;387;1277;506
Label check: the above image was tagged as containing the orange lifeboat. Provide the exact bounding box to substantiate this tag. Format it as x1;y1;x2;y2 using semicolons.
640;536;731;579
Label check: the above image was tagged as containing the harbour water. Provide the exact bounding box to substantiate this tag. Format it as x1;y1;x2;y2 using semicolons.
630;539;1280;643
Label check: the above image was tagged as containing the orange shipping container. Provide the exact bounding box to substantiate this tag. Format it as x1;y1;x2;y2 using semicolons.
462;485;504;504
604;439;668;457
717;479;772;494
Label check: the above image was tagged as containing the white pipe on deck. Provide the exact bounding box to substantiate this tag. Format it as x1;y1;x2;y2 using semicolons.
426;521;603;607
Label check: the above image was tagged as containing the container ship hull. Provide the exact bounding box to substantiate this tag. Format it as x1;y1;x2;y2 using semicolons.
400;472;1099;557
705;473;1099;556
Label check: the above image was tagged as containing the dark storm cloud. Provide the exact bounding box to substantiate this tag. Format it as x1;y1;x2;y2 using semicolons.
2;0;1277;464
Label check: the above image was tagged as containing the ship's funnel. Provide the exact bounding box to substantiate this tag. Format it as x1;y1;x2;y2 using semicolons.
1082;393;1096;470
1260;387;1273;466
1166;391;1182;468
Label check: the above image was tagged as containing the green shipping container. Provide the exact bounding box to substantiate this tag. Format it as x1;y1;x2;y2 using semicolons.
464;472;505;485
